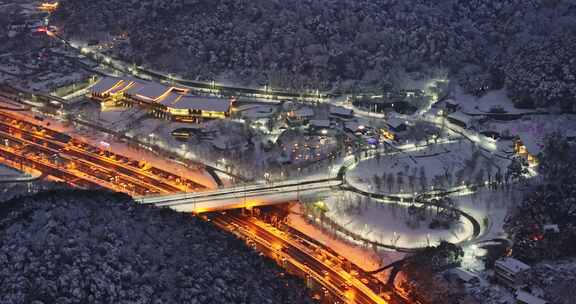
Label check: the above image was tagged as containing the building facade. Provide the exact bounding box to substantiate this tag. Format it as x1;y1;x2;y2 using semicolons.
89;77;233;122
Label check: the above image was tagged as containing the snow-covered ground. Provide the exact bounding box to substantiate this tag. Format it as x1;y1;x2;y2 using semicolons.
436;88;576;157
322;191;475;249
67;99;284;180
0;164;21;177
347;139;510;194
287;204;405;273
455;187;525;244
96;107;147;131
485;114;576;155
453;87;539;115
279;132;339;164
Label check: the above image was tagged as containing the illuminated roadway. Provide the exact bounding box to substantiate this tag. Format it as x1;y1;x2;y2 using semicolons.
0;110;209;195
137;177;342;213
0;106;397;303
17;6;448;302
213;213;404;304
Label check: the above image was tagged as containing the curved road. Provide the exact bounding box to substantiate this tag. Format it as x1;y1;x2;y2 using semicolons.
339;184;482;248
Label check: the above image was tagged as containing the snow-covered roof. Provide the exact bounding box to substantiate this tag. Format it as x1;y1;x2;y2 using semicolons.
210;136;244;150
309;119;330;128
125;82;172;100
447;111;473;126
565;130;576;139
344;121;362;132
542;224;559;233
495;257;531;274
166;96;231;113
160;92;182;105
386;117;406;129
427;107;443;116
294;107;315;118
519;136;544;155
89;77;122;94
515;290;548;304
329;105;353;117
444;99;459;106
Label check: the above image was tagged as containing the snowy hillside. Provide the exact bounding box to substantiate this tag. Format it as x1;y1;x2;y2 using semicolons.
0;190;313;304
52;0;576;106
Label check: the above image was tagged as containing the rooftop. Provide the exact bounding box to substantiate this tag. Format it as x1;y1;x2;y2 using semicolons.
293;107;315;118
125;82;172;101
309;119;331;128
520;135;545;155
160;92;182;105
515;290;548;304
89;77;122;94
496;257;531;274
164;96;231;113
386;117;406;129
91;77;189;102
329;105;353;117
447;111;473;125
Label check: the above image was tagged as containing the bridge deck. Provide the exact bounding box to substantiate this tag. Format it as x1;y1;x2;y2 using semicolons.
137;178;341;213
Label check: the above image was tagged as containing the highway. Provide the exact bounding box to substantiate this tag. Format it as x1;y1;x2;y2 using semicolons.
212;212;402;304
0;110;208;195
0;107;395;302
0;104;398;302
0;143;108;189
2;5;499;304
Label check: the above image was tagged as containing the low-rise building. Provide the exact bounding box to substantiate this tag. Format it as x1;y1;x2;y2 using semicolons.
515;290;548;304
444;99;460;113
287;106;314;124
447;111;473;129
494;257;531;288
513;138;539;166
89;77;128;101
386;117;407;132
89;76;232;122
329;105;353;119
308;119;331;130
542;224;559;234
158;96;232;122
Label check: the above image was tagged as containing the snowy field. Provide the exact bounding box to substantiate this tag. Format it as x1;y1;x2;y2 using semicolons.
322;191;475;249
347;139;510;194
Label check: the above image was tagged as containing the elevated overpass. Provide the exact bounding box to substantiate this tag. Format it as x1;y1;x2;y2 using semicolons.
137;177;341;213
